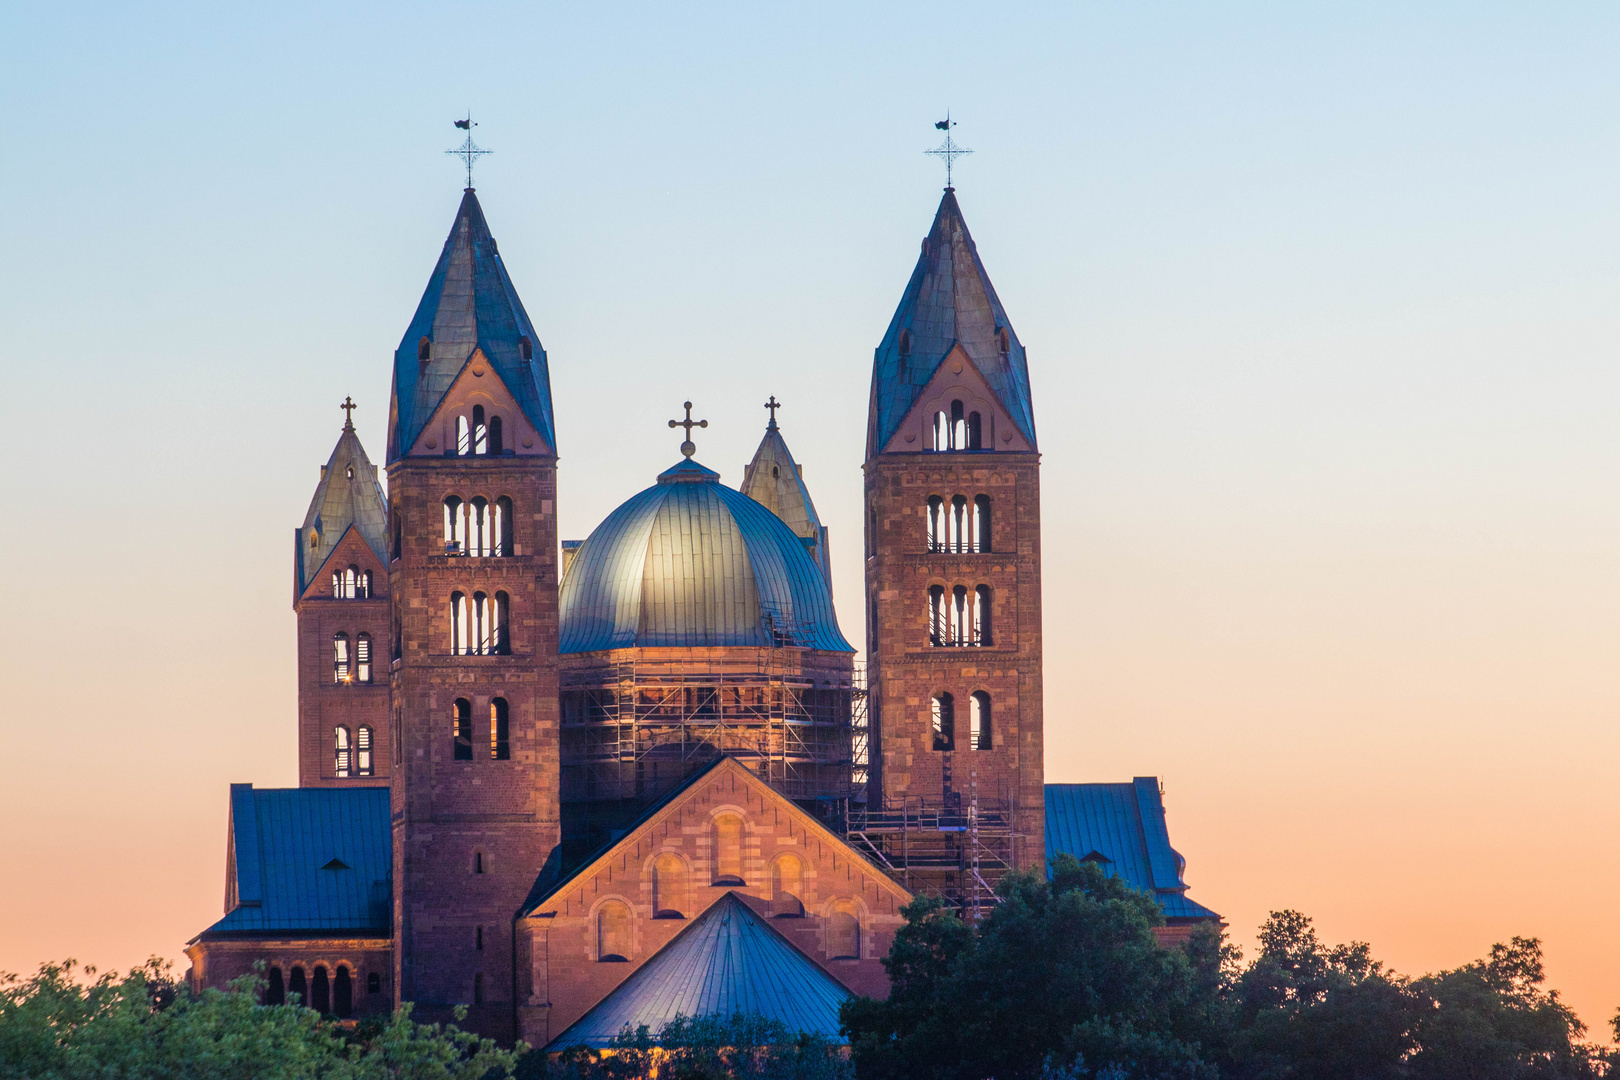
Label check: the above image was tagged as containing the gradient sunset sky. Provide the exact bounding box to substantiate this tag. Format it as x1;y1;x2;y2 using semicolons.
2;1;1617;1030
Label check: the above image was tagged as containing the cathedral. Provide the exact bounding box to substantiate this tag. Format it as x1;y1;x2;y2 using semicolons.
185;181;1218;1048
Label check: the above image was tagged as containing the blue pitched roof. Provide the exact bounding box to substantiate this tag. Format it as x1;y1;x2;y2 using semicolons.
557;458;853;654
387;188;556;462
548;893;851;1049
868;188;1036;457
195;785;392;938
1044;779;1218;921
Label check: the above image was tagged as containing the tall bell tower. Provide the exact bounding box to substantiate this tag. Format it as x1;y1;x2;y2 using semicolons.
386;188;560;1040
863;187;1044;881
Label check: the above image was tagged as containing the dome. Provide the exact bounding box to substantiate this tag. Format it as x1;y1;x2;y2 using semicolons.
559;459;853;654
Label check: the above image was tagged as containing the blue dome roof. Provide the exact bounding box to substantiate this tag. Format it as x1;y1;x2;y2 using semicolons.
558;459;853;654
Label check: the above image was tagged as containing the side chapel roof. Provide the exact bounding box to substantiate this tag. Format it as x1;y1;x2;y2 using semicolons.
295;422;388;593
387;188;555;462
868;188;1037;456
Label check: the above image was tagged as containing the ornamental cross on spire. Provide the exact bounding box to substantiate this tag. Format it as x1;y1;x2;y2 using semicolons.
764;395;781;429
668;401;708;458
446;113;491;189
925;113;973;189
340;395;357;429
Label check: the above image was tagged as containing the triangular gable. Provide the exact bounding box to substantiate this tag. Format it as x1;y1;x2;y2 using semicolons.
879;343;1035;455
405;348;552;458
548;893;851;1048
297;525;388;604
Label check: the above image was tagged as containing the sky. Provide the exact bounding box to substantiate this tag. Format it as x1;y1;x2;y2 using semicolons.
2;0;1617;1030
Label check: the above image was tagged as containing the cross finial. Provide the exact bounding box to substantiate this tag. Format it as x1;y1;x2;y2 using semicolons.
925;112;973;190
446;113;492;190
667;401;708;458
340;395;357;429
764;395;781;429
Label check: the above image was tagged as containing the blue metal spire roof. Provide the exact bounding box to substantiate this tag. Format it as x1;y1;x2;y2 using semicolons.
193;785;392;938
557;458;853;654
1044;779;1219;921
294;423;388;594
868;188;1037;457
387;189;556;462
548;893;851;1049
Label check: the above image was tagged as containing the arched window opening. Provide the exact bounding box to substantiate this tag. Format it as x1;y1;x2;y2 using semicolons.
443;497;465;556
471;592;490;654
334;966;352;1018
975;585;993;647
951;585;970;645
367;972;380;994
974;496;991;553
266;966;285;1006
771;854;805;918
653;852;687;918
288;966;307;1007
932;410;948;452
473;973;484;1004
456;414;472;457
597;901;632;961
828;901;861;960
473;850;486;874
971;692;993;751
926;496;944;552
311;966;330;1015
360;570;373;598
949;496;968;553
928;585;947;646
333;633;351;683
472;405;488;456
712;814;744;885
898;328;912;358
519;335;533;361
453;699;473;761
932;692;955;751
494;591;510;654
356;725;374;776
355;633;372;684
951;400;967;450
495;497;513;556
450;592;468;654
967;411;982;450
468;497;491;556
487;415;503;455
417;336;431;362
334;726;352;777
996;326;1010;356
490;698;510;760
346;566;359;598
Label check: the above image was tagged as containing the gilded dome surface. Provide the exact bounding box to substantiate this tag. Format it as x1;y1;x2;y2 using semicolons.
558;459;852;654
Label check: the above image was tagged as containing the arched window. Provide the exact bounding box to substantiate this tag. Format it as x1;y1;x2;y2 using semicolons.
355;633;372;683
335;726;352;777
828;900;861;960
443;497;465;555
996;325;1010;357
932;410;948;452
289;966;307;1007
417;336;431;362
926;496;944;552
712;814;744;885
971;691;993;751
473;850;486;874
771;854;804;918
450;592;467;654
333;633;351;682
334;966;352;1018
312;966;330;1014
949;496;968;553
487;415;503;455
469;497;490;556
951;585;970;645
490;698;509;760
359;569;372;598
495;497;513;556
494;591;509;654
898;328;912;358
453;699;473;760
472;591;490;654
975;585;993;647
967;411;982;450
456;415;471;456
472;405;488;456
519;335;533;361
356;725;374;776
597;901;631;962
974;495;991;553
932;692;955;751
653;853;687;918
928;585;947;646
266;965;285;1006
951;400;966;450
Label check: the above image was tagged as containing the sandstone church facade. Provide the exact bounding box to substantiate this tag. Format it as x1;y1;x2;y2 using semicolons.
186;182;1217;1047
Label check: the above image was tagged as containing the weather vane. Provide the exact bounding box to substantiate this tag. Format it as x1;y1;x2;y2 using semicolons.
764;395;781;429
668;401;708;459
340;395;357;429
925;112;973;190
446;113;491;190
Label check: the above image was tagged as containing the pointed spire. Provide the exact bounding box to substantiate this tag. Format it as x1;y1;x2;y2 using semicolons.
296;422;388;593
387;189;555;462
868;188;1036;457
741;403;832;590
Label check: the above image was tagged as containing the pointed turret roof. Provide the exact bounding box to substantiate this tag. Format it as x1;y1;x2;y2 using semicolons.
868;188;1036;456
387;189;555;462
296;422;388;592
740;413;823;540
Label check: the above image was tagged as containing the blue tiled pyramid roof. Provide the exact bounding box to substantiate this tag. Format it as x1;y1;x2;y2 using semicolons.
549;893;851;1049
1044;778;1218;921
195;785;392;938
